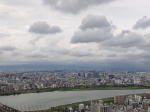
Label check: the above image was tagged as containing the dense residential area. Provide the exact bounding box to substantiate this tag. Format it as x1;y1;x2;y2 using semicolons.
51;93;150;112
0;71;150;92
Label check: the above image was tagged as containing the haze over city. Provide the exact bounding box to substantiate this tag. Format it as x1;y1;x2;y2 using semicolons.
2;1;150;112
0;0;150;70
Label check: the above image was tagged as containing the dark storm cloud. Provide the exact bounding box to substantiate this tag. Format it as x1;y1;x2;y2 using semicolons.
80;15;111;30
102;30;144;48
43;0;115;14
28;21;62;34
133;16;150;29
71;15;113;43
0;46;16;51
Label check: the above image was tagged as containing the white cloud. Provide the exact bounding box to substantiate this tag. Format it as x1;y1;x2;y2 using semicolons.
133;16;150;29
102;30;144;48
0;0;150;69
0;46;16;51
80;14;113;30
28;21;62;34
71;15;114;43
71;29;112;43
43;0;115;14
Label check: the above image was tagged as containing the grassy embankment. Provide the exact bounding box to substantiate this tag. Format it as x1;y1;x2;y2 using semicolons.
0;85;149;96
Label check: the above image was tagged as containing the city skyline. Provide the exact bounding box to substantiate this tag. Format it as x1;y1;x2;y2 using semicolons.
0;0;150;70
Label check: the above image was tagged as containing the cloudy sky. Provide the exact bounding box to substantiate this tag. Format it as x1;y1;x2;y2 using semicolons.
0;0;150;70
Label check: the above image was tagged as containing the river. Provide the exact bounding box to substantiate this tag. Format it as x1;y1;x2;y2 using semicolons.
0;89;150;111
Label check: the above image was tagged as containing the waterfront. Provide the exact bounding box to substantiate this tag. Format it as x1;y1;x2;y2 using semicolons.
0;89;150;111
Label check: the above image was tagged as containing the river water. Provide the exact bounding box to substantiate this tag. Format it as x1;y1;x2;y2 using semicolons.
0;89;150;111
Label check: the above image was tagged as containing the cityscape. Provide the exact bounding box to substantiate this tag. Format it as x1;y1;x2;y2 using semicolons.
0;70;150;112
0;70;150;92
1;0;150;112
61;93;150;112
2;91;150;112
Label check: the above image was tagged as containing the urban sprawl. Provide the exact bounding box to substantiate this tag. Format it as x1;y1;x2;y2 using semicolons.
61;93;150;112
0;71;150;92
1;71;150;112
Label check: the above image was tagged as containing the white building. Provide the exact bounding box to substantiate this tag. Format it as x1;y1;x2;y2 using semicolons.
91;101;112;112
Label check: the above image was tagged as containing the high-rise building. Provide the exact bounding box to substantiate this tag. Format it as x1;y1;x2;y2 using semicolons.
79;104;85;112
142;99;150;110
99;105;111;112
68;107;73;112
91;101;112;112
50;106;54;112
99;100;104;105
144;93;150;99
91;101;99;112
129;101;139;109
114;95;125;105
148;107;150;112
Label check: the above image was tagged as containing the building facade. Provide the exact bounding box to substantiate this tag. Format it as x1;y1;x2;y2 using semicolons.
114;95;125;105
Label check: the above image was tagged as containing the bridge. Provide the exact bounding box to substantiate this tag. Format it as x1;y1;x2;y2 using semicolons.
0;103;21;112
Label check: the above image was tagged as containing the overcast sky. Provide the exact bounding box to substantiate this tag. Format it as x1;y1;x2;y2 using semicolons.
0;0;150;70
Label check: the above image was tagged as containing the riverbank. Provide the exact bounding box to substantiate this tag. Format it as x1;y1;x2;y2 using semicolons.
26;97;114;112
28;93;143;112
0;90;147;112
0;85;149;96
